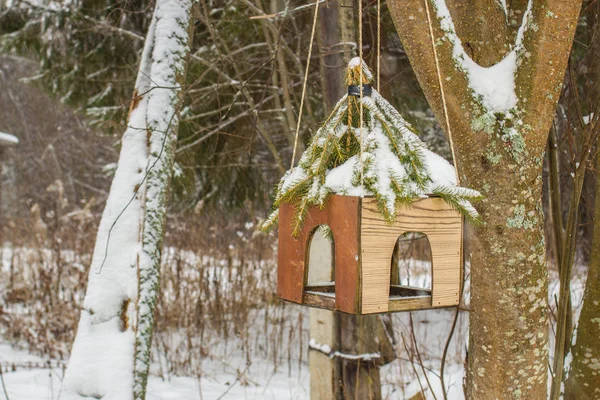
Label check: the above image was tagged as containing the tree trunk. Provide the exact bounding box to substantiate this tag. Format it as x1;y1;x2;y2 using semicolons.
387;1;581;398
308;232;342;400
338;314;383;400
562;4;600;396
562;154;600;399
61;1;194;399
318;0;349;110
133;0;194;398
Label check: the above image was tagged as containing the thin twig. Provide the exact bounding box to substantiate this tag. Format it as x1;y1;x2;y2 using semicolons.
215;362;252;400
248;0;326;20
440;272;470;400
409;313;438;400
401;332;427;399
0;367;10;400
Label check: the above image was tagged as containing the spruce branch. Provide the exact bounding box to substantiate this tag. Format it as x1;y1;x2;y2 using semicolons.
261;58;482;235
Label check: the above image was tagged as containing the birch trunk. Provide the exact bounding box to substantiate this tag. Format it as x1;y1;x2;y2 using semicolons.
133;0;193;398
387;1;581;398
61;1;193;399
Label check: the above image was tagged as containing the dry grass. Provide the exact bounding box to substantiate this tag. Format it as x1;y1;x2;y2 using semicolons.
0;200;313;379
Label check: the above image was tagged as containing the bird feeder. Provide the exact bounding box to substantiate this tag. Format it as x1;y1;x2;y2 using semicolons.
263;59;478;315
277;195;462;314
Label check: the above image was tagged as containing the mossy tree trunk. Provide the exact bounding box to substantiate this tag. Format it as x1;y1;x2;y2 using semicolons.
388;1;581;398
133;0;194;398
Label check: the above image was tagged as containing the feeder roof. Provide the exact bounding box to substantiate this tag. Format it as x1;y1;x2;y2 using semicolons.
262;59;481;235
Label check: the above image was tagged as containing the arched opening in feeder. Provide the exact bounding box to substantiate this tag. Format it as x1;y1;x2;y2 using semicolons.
389;232;433;301
304;224;336;301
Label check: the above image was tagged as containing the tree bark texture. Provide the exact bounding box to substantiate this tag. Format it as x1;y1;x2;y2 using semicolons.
133;0;194;398
563;136;600;400
388;1;581;398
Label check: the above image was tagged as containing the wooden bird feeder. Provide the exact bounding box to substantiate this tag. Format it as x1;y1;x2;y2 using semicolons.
277;195;463;315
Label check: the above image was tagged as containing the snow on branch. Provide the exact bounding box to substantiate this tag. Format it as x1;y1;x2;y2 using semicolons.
0;132;19;146
309;339;381;362
431;0;534;114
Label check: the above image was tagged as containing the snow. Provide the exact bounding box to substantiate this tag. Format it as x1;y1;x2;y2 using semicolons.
496;0;508;17
320;94;463;209
346;57;374;82
323;155;364;196
0;306;469;400
60;91;148;399
347;56;361;68
308;338;332;355
461;52;518;113
0;344;309;400
0;132;18;146
432;0;533;114
59;7;158;399
1;250;589;400
280;167;308;193
364;125;411;212
422;150;457;187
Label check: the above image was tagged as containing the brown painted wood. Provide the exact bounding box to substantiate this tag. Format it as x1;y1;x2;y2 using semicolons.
278;195;362;313
278;202;307;304
330;196;361;313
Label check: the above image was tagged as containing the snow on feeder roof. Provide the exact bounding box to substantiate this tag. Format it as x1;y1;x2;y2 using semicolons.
263;58;480;235
0;132;19;146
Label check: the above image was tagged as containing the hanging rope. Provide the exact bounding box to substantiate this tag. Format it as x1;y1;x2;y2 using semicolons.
358;0;364;189
290;0;320;168
377;0;381;92
423;0;460;185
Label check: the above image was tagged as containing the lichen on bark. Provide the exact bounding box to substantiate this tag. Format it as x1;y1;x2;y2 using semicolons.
133;1;194;399
387;0;582;398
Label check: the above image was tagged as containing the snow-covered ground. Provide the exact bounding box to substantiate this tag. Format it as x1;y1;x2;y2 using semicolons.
0;308;467;400
0;343;309;399
0;243;588;400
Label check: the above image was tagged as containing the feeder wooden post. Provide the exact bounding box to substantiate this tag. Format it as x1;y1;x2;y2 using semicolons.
308;231;341;400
